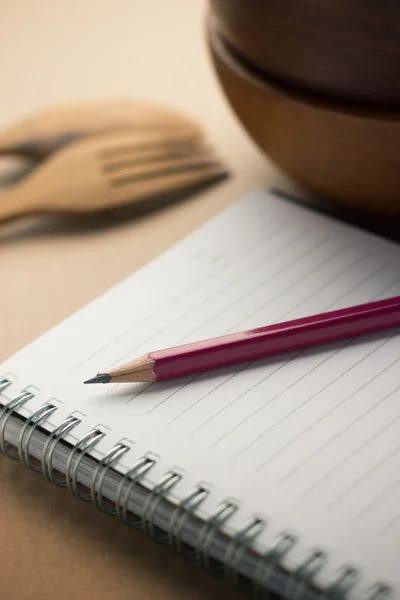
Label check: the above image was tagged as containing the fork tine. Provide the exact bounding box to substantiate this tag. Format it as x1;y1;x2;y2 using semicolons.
102;142;213;173
106;154;225;186
98;130;203;160
102;146;214;174
110;163;228;204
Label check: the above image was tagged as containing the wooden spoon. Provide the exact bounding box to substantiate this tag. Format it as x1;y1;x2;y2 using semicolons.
0;100;202;160
0;130;228;223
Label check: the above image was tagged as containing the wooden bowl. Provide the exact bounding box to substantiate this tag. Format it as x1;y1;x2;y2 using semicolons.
209;0;400;106
207;15;400;217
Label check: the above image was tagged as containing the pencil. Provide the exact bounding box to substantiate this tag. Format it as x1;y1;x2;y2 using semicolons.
84;295;400;385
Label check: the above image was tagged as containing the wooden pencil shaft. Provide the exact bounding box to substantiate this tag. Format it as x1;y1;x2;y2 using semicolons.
108;356;155;383
103;296;400;383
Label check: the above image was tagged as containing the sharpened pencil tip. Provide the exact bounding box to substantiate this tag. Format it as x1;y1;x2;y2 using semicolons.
84;373;111;384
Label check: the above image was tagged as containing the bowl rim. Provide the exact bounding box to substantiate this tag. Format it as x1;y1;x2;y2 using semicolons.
208;13;400;123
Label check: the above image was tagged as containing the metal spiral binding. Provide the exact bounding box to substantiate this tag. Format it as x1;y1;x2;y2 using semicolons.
0;385;35;459
90;442;129;514
365;585;392;600
224;517;264;588
195;500;236;572
42;415;81;484
284;549;327;600
0;378;393;600
141;471;181;542
168;485;208;556
115;456;155;527
19;403;58;471
252;532;297;598
66;428;105;501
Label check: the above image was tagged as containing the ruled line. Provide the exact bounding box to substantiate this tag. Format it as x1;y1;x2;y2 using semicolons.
273;334;399;480
188;306;337;438
187;357;296;437
167;365;250;425
321;261;390;310
187;253;370;437
302;383;400;498
247;334;397;475
193;335;343;443
120;230;324;403
125;382;154;403
156;239;341;422
352;461;400;524
232;340;355;461
71;223;265;372
309;261;392;317
265;251;369;323
165;232;326;346
147;374;202;414
376;278;400;299
379;509;400;538
103;224;305;397
69;209;281;372
106;224;306;373
207;261;392;454
245;269;400;467
117;253;397;452
157;253;392;430
371;276;400;299
327;423;400;512
269;352;400;484
148;268;399;415
221;243;348;334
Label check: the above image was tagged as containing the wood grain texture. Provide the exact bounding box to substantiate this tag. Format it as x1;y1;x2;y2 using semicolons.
107;355;155;383
209;0;400;106
208;16;400;217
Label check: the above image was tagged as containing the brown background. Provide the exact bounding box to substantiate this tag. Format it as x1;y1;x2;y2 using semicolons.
0;2;296;599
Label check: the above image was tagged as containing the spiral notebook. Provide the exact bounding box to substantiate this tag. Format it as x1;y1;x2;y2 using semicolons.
1;188;400;600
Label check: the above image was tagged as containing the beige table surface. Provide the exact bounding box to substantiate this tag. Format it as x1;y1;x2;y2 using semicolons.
0;2;312;599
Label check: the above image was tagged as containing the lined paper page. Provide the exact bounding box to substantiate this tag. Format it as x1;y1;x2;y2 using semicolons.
2;189;400;598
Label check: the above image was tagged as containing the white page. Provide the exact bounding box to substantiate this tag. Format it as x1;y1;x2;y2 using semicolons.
2;189;400;599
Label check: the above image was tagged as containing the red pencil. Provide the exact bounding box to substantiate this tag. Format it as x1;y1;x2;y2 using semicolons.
84;295;400;384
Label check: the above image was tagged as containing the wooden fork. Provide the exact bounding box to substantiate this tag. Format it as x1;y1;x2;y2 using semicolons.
0;100;202;160
0;130;228;223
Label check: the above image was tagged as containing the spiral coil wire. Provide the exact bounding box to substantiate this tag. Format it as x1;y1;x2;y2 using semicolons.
42;415;81;484
0;378;392;600
19;403;58;471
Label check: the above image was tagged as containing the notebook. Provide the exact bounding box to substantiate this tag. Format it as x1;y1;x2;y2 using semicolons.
1;188;400;600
